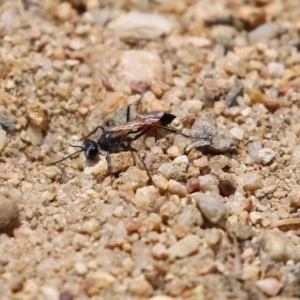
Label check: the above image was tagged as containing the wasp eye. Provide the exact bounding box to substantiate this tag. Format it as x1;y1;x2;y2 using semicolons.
84;140;100;159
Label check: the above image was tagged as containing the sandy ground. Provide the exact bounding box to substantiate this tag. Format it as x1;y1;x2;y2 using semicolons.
1;0;300;299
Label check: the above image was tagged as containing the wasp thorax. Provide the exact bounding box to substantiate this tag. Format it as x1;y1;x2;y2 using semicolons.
84;140;100;159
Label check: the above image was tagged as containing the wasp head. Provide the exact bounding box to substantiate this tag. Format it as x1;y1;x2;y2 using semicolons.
83;140;100;160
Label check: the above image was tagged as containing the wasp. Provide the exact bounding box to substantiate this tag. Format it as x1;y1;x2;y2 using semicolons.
52;101;193;181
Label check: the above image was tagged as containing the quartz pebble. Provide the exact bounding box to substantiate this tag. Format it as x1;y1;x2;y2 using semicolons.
193;192;227;224
41;286;59;300
119;50;163;83
255;278;283;296
128;275;153;297
133;186;158;210
176;204;204;227
249;22;277;44
158;161;188;181
260;230;298;262
247;140;262;162
55;2;72;21
257;148;276;165
198;174;220;194
151;243;168;259
230;127;244;140
168;234;201;259
241;173;263;192
167;179;188;197
108;11;173;41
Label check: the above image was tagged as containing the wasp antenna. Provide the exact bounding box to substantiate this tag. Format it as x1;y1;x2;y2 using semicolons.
49;148;84;165
69;143;85;149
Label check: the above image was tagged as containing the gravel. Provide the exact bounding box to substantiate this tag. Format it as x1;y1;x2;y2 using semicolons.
0;0;300;298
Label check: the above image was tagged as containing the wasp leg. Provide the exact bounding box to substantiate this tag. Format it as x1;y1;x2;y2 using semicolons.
126;95;143;121
105;151;113;178
127;144;153;185
80;125;107;141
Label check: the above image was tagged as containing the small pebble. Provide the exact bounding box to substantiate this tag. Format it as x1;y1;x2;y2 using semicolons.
42;166;60;180
260;229;298;262
241;173;263;192
167;180;188;197
158;161;188;181
79;219;100;234
132;186;158;210
74;262;88;275
108;11;173;41
218;173;237;197
151;243;168;259
168;234;201;259
55;2;72;19
249;22;277;44
166;145;180;158
186;177;200;193
257;148;276;165
204;228;222;246
88;272;115;291
198;174;220;194
9;276;24;293
159;201;180;222
60;291;73;300
119;50;163;83
289;188;300;208
0;192;19;233
267;62;284;78
176;205;204;227
124;218;141;234
128;275;153;297
224;81;243;107
193;156;208;169
193;192;227;224
152;175;169;192
247;140;262;162
41;286;59;300
228;222;253;241
255;278;283;296
230;127;244;140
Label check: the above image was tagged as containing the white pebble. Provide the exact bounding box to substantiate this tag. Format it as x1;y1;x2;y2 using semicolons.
74;262;88;275
249;22;277;44
168;234;201;259
255;278;283;296
230;127;244;140
267;62;284;78
257;148;275;165
260;229;298;262
119;50;163;83
167;180;188;197
151;243;168;259
41;286;59;300
193;192;227;224
108;11;173;41
198;174;220;194
247;140;262;162
241;173;263;192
